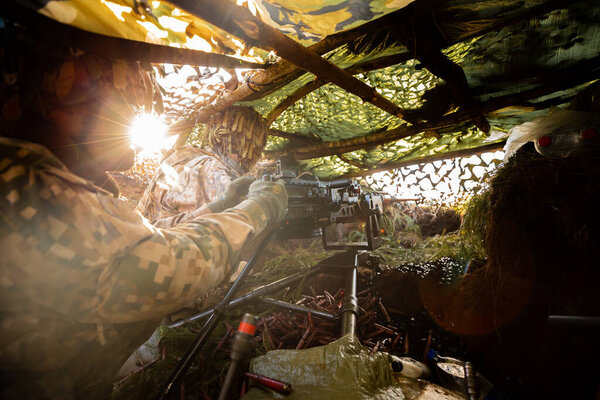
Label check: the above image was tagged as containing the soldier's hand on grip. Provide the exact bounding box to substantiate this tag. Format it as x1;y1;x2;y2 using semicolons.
246;179;288;224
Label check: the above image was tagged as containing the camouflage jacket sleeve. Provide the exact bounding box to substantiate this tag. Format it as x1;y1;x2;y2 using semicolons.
95;198;268;323
0;139;268;325
151;203;212;228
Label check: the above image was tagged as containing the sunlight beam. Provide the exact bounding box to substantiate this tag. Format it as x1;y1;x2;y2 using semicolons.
128;113;174;158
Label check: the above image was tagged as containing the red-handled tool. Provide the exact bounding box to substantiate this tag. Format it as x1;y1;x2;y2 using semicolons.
244;372;292;395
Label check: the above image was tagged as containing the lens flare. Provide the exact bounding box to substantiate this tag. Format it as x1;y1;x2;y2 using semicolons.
128;114;174;158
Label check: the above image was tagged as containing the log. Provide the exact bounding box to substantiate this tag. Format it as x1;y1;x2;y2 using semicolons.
341;141;506;178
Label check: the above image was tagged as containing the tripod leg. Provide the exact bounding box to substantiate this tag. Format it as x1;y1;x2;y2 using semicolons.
340;252;359;337
155;231;274;400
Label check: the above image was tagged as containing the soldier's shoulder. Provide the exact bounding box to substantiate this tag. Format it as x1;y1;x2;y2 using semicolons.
0;138;112;202
163;145;214;166
0;137;66;170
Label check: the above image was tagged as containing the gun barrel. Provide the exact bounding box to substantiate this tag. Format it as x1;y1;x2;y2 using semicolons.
328;178;353;188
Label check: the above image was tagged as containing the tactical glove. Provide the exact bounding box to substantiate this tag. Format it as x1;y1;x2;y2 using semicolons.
207;176;255;213
246;179;288;224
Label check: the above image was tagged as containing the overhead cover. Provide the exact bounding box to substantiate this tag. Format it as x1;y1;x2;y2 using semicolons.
9;0;600;179
17;0;411;54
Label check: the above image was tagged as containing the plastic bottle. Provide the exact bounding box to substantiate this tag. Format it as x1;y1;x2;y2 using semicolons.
389;355;432;379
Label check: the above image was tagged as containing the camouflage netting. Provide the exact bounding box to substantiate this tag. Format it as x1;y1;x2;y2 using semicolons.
190;105;269;171
364;150;504;203
236;0;600;178
13;0;600;179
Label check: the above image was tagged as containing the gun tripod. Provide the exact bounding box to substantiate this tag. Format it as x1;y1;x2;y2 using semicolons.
155;211;382;399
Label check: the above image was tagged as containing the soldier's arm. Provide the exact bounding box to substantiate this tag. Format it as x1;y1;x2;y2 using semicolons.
151;203;212;228
95;198;268;323
0;142;272;325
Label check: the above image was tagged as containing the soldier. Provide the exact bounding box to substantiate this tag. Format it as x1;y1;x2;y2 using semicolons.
137;105;270;227
0;20;287;399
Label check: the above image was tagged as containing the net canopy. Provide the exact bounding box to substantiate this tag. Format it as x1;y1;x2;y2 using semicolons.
7;0;600;179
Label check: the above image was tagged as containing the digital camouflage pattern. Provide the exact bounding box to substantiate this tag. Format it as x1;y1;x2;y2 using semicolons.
137;145;246;226
0;138;269;398
138;106;269;228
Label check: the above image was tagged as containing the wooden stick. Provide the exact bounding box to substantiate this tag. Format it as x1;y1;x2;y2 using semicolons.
342;141;506;178
378;300;392;323
365;328;386;339
169;0;409;119
373;323;396;336
265;52;412;125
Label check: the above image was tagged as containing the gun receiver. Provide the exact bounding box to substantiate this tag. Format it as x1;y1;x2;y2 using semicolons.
264;161;383;250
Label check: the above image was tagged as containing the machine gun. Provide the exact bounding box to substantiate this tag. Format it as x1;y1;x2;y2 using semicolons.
156;162;384;399
265;160;384;250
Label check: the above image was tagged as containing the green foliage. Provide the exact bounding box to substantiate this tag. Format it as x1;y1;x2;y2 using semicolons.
244;239;330;292
350;202;488;268
459;190;490;260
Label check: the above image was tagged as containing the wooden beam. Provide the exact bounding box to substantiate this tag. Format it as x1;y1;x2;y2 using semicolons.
169;0;409;119
337;154;370;169
172;28;364;142
266;81;324;126
3;4;264;69
265;52;413;125
340;142;506;179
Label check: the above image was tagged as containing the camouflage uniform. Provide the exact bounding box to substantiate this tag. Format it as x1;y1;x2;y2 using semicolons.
137;145;246;226
0;138;269;399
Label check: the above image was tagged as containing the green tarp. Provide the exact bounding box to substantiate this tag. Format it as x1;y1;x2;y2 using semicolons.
243;335;464;400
